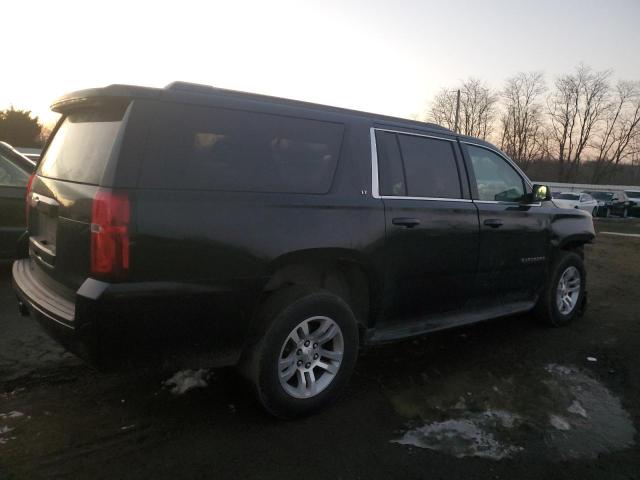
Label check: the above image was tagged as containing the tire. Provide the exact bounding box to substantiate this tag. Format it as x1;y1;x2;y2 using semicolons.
240;286;359;419
534;251;586;327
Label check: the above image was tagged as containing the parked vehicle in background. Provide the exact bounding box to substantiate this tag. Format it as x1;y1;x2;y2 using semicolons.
0;142;35;259
583;190;632;217
13;82;595;418
624;190;640;217
552;192;598;216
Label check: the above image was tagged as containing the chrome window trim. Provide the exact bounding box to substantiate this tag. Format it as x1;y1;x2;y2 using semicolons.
374;127;457;143
474;200;542;207
370;127;467;202
380;195;473;203
370;127;380;198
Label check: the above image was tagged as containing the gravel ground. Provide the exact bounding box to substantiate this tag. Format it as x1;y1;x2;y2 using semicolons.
1;218;639;479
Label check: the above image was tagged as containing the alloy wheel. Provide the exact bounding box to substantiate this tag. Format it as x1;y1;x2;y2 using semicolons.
278;316;344;399
556;266;581;315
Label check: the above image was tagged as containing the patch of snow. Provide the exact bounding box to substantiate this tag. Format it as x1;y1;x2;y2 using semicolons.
586;356;598;362
546;364;574;376
392;418;522;460
452;396;467;410
482;410;521;429
545;363;636;458
0;425;14;435
163;369;210;395
0;411;24;419
549;415;571;431
567;400;588;418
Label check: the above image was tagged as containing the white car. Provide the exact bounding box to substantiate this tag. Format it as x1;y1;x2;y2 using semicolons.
552;192;598;216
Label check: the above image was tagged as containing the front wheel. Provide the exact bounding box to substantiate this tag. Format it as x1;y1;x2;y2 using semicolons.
240;286;359;418
535;251;586;327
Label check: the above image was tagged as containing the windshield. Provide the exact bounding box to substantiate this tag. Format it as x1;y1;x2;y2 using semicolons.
587;191;613;201
38;106;127;185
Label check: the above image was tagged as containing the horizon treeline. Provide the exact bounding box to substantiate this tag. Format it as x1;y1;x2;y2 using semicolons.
426;64;640;185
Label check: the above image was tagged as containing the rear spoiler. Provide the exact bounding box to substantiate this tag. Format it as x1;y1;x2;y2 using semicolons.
51;84;162;113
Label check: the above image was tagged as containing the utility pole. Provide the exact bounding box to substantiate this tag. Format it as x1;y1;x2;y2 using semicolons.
454;89;461;133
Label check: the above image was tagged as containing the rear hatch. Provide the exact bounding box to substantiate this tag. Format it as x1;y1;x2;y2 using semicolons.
27;102;131;305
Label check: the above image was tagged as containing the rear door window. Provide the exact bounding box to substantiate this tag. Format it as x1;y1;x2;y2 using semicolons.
38;107;127;185
397;134;462;198
375;130;462;199
140;104;344;194
375;131;405;196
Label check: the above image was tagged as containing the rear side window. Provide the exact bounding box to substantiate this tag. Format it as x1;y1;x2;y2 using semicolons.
140;104;344;194
375;130;462;199
38;107;127;185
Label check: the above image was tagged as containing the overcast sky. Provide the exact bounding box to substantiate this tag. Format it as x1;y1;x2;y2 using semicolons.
2;0;639;126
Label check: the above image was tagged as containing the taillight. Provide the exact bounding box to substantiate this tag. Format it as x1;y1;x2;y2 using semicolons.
25;173;35;221
91;189;130;281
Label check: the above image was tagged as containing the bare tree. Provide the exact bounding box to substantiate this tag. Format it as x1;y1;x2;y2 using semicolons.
429;89;458;131
499;72;547;168
547;64;611;181
428;78;498;140
589;81;640;183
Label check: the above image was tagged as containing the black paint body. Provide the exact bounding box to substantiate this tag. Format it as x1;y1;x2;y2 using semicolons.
12;84;596;368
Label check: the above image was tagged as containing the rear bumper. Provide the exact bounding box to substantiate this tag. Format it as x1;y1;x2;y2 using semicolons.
12;258;255;369
12;259;97;363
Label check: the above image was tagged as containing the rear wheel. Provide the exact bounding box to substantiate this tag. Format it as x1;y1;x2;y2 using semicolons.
240;286;359;418
535;251;585;327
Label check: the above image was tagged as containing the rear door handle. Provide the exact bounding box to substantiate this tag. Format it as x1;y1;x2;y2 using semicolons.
483;218;504;228
392;217;421;228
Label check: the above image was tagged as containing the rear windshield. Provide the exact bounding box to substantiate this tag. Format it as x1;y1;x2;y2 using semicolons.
38;107;127;185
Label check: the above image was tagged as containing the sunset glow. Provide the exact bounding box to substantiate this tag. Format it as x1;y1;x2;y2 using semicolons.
3;0;640;126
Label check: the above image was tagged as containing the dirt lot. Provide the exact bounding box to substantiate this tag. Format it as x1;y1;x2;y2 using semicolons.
1;218;639;479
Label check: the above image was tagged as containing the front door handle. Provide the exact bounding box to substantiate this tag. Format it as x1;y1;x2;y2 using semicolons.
392;217;421;228
483;218;504;228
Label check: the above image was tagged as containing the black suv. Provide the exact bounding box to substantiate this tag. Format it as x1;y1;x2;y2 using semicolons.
13;83;595;417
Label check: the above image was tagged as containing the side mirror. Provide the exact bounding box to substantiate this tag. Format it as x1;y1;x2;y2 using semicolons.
531;184;552;202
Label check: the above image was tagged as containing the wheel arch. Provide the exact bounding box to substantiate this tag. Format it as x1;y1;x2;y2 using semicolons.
254;248;378;338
